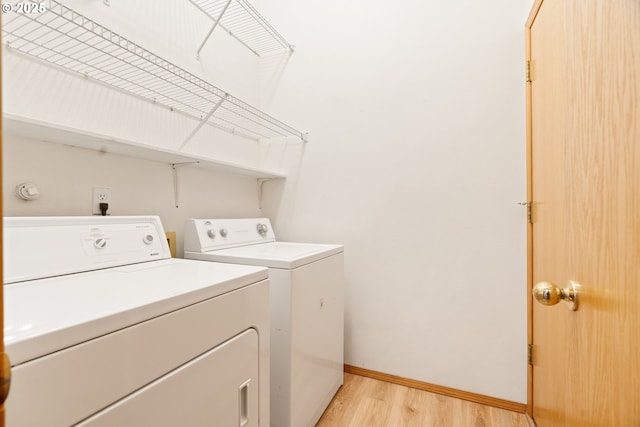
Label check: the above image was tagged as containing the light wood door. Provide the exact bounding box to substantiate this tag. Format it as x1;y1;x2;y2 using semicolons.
527;1;640;426
1;48;6;427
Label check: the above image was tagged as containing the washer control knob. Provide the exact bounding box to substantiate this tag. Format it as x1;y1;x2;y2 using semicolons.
94;237;107;249
219;228;228;238
207;229;216;239
143;234;154;245
256;223;268;236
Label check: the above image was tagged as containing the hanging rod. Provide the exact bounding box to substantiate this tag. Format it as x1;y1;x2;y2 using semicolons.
1;0;305;142
189;0;294;57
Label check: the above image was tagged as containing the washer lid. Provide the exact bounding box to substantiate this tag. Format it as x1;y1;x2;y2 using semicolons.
185;241;343;269
4;258;268;366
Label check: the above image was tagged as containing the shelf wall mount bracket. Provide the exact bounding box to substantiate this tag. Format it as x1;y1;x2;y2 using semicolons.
257;177;276;210
171;161;200;208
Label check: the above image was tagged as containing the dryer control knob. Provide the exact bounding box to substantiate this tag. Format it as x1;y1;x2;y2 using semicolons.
143;234;154;245
207;229;216;239
256;223;268;236
94;238;107;249
219;228;228;238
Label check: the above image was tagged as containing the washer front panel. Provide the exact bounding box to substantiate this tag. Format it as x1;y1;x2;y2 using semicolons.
6;279;270;427
79;329;259;427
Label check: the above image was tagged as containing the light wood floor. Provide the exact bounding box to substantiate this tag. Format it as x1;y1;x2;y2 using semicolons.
316;373;531;427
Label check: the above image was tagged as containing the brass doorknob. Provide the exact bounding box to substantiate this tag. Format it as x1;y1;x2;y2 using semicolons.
533;281;579;311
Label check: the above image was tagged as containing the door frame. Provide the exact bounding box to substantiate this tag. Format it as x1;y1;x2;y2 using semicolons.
524;0;544;419
1;39;5;426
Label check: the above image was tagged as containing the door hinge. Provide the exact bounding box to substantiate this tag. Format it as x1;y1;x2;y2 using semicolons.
518;201;533;224
526;60;536;82
527;344;534;365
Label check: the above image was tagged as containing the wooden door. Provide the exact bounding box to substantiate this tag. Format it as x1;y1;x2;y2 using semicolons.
527;1;640;426
1;43;6;427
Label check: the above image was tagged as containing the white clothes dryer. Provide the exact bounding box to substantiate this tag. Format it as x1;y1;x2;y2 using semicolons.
3;216;270;426
184;218;344;427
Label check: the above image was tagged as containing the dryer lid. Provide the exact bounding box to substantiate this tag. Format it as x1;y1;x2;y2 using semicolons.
4;258;268;365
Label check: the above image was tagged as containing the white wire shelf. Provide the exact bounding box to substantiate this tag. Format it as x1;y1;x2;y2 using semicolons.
189;0;294;57
2;0;306;143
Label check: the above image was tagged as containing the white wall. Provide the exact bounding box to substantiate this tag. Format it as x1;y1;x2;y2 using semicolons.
2;134;263;257
2;0;533;404
259;0;531;403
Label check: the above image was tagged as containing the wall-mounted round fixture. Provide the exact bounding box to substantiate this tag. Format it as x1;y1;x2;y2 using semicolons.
15;182;39;201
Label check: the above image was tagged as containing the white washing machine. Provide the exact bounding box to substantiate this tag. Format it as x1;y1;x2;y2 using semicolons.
184;218;344;427
3;216;270;426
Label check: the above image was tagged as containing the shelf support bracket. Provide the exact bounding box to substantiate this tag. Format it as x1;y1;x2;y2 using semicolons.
178;93;229;151
171;162;199;208
196;0;233;60
257;178;274;210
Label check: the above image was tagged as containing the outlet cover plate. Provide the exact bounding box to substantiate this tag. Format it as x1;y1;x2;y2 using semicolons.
92;187;111;215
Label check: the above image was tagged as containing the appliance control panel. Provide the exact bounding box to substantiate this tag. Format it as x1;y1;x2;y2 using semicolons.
4;216;171;284
184;218;276;252
80;224;163;256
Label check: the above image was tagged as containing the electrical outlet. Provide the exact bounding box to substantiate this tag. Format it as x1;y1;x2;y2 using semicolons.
92;187;112;215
